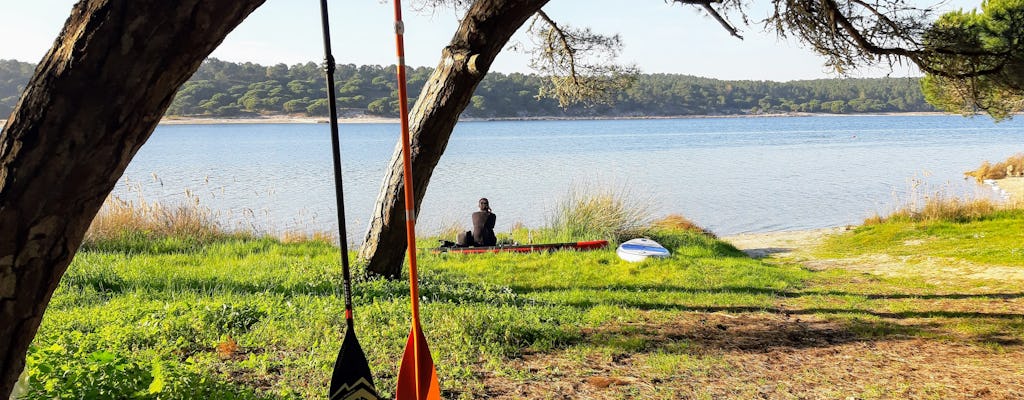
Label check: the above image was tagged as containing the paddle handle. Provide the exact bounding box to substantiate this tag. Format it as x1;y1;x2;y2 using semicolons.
318;0;355;323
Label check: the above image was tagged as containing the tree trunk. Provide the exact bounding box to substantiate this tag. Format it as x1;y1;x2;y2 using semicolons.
0;1;264;396
359;0;550;277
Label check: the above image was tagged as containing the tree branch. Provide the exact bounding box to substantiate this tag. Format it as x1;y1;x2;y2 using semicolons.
670;0;743;39
535;10;579;84
820;0;918;59
702;3;743;39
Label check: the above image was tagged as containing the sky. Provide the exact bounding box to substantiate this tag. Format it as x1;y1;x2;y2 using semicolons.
0;0;979;82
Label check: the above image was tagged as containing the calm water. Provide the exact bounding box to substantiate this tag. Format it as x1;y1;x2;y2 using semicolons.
116;115;1024;243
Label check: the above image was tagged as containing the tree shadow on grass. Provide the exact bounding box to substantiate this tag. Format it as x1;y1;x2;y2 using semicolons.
790;290;1024;300
510;282;1024;351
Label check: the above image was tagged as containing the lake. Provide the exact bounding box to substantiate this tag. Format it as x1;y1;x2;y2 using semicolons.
115;115;1024;243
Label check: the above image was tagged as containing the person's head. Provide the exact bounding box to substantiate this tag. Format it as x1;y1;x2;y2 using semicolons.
478;198;490;212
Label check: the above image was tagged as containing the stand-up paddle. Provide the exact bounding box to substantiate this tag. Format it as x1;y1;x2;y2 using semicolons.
319;1;380;399
391;1;441;399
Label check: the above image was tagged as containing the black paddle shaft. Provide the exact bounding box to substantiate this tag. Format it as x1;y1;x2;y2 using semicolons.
320;2;381;399
318;0;355;325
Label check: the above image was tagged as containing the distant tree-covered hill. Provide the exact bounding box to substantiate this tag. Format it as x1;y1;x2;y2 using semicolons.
0;60;36;119
0;58;935;120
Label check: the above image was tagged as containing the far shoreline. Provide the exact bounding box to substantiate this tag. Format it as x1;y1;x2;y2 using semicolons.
155;111;955;126
0;112;965;128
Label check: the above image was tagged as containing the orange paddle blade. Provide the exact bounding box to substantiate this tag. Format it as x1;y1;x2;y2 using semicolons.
395;326;441;400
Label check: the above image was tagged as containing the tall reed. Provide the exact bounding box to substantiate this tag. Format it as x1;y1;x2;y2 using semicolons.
546;184;654;243
85;182;340;246
84;191;227;244
865;178;1014;224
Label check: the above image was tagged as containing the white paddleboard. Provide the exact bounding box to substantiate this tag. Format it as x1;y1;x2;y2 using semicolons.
616;238;670;262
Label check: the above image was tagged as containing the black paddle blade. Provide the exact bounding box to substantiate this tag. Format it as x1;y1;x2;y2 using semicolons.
329;327;379;400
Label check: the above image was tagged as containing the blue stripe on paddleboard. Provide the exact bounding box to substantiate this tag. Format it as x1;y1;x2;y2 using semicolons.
620;243;669;254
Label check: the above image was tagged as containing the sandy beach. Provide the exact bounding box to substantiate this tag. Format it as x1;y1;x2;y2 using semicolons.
995;176;1024;200
3;113;958;129
722;227;845;259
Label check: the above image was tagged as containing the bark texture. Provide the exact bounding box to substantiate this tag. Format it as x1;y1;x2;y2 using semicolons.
359;0;551;277
0;1;264;396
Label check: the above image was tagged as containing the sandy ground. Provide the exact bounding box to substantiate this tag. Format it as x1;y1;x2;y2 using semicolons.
2;113;958;129
995;176;1024;200
721;227;846;259
723;227;1024;282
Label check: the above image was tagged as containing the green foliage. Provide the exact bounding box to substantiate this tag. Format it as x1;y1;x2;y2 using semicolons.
0;58;938;121
527;13;639;107
202;303;267;336
23;332;267;400
921;0;1024;119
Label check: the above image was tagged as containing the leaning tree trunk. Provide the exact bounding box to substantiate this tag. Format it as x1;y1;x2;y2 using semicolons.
0;0;264;396
359;0;550;277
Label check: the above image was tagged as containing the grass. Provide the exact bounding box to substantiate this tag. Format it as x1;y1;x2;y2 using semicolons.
21;189;1024;399
820;208;1024;267
28;192;809;399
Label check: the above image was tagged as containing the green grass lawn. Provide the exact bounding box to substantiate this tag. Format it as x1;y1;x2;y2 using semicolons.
815;209;1024;267
26;228;805;399
23;213;1024;399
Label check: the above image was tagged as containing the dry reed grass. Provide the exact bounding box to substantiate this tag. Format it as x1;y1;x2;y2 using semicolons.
865;178;1018;224
279;230;337;244
964;153;1024;182
85;190;334;245
85;192;226;243
651;214;716;238
435;219;468;242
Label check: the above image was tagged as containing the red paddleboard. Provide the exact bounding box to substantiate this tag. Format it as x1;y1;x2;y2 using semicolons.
433;240;608;254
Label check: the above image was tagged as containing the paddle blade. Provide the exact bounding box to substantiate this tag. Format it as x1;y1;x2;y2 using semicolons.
395;326;441;400
329;327;380;400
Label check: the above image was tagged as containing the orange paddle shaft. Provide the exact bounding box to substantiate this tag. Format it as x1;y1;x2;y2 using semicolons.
391;1;432;399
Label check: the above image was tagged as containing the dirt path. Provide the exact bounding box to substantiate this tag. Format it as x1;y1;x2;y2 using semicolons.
721;227;845;259
724;228;1024;283
481;312;1024;399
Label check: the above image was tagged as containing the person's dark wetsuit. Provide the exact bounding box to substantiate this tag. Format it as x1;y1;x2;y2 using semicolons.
471;210;497;246
456;198;497;247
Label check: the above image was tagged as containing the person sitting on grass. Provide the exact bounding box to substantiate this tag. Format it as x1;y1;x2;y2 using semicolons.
456;197;497;247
